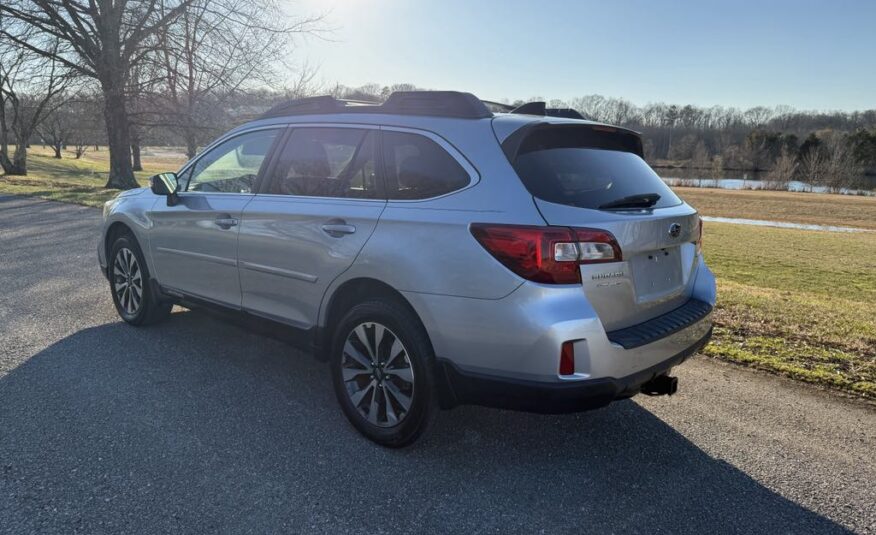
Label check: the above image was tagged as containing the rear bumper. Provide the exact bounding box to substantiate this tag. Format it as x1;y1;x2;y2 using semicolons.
402;256;717;382
437;326;712;413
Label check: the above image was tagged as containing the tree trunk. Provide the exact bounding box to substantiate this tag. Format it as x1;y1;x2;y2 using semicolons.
53;141;62;158
0;152;13;174
7;141;27;175
131;141;142;171
0;96;8;170
185;130;198;159
102;86;138;189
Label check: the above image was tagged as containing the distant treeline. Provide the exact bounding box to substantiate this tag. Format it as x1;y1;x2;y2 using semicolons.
6;81;876;191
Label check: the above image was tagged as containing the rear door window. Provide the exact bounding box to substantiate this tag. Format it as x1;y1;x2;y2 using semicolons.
267;128;381;199
512;127;681;210
381;131;470;200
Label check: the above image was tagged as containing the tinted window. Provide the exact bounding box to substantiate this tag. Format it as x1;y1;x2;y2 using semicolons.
513;129;681;210
268;128;380;199
382;131;470;200
184;129;280;193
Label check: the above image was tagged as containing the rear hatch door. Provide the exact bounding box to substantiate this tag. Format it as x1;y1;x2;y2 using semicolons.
502;122;700;331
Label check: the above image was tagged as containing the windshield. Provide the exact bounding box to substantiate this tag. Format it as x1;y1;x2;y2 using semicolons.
513;136;682;210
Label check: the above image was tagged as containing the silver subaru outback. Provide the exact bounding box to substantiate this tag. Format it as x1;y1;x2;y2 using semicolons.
98;91;715;447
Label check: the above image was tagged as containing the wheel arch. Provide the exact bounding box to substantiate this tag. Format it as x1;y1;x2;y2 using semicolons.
104;221;135;276
318;277;432;360
319;276;458;409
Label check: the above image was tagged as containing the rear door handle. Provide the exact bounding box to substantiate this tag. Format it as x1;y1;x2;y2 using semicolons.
321;220;356;237
214;216;238;229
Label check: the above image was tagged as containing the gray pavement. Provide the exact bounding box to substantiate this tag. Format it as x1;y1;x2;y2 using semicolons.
1;194;874;534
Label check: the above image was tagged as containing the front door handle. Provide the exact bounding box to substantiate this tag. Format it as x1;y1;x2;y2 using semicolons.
321;220;356;238
214;216;239;229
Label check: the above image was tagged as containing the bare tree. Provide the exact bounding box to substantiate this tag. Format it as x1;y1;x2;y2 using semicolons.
39;100;80;158
0;0;195;188
145;0;325;157
743;106;774;127
766;148;798;189
690;140;711;170
799;148;826;192
822;133;862;192
69;96;105;158
0;40;70;175
740;134;769;172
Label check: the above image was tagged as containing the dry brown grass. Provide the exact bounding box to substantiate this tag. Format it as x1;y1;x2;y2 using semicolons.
676;187;876;230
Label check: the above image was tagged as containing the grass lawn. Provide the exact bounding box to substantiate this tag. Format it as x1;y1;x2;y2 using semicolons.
2;147;874;398
0;145;186;207
703;223;875;398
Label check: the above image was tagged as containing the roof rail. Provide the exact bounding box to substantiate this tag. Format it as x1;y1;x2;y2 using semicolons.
259;91;491;120
383;91;491;118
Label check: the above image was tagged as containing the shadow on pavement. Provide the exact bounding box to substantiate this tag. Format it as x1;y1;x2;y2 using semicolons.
0;310;852;534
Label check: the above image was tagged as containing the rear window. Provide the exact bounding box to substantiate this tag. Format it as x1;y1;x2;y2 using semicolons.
512;127;681;210
382;131;470;200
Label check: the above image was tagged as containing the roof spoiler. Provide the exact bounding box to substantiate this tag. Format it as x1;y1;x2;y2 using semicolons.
501;123;644;162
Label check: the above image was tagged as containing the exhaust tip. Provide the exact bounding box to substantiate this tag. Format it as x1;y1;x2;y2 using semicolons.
641;374;678;396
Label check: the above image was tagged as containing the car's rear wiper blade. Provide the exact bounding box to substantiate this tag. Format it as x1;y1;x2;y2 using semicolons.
598;193;661;210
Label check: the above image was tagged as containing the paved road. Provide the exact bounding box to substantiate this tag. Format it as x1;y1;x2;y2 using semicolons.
1;194;874;534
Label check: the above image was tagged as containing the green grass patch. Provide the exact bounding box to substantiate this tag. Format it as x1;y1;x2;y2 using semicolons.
704;331;876;398
705;221;876;302
705;222;876;399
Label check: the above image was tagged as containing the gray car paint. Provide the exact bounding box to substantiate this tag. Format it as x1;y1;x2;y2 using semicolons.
99;110;717;385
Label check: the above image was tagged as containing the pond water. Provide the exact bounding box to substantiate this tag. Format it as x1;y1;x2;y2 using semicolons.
700;216;871;233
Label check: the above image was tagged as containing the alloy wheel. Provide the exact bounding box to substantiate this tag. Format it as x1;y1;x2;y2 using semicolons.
113;247;143;316
341;322;415;428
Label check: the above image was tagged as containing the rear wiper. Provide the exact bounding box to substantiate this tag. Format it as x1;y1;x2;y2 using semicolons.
598;193;661;210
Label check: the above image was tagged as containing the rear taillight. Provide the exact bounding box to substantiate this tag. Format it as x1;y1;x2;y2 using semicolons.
694;217;703;256
470;224;622;284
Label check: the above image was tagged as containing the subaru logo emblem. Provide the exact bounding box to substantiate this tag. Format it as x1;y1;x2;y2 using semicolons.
668;223;682;238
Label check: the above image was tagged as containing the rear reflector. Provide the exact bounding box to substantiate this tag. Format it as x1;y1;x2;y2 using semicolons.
560;341;575;375
470;224;622;284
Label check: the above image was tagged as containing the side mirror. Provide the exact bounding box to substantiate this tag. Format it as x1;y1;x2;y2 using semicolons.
150;173;180;206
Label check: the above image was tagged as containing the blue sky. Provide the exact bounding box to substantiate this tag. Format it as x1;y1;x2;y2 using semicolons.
293;0;876;111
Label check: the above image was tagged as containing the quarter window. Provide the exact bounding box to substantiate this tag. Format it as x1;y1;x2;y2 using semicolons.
268;128;380;199
183;129;280;193
381;131;470;200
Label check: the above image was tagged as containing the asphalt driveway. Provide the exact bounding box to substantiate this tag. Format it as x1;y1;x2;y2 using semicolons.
1;195;874;534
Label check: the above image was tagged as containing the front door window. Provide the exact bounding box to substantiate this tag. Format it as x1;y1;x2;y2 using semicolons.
183;129;281;193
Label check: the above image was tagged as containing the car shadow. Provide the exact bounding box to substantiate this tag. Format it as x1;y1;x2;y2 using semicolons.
0;309;852;534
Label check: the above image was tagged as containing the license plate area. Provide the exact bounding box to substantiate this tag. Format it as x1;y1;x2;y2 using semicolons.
630;247;684;302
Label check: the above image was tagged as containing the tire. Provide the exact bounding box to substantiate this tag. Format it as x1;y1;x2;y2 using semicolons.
108;233;172;326
330;300;438;447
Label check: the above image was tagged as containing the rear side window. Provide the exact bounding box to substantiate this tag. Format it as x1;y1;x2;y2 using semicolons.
268;128;380;199
512;127;681;210
382;131;470;200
